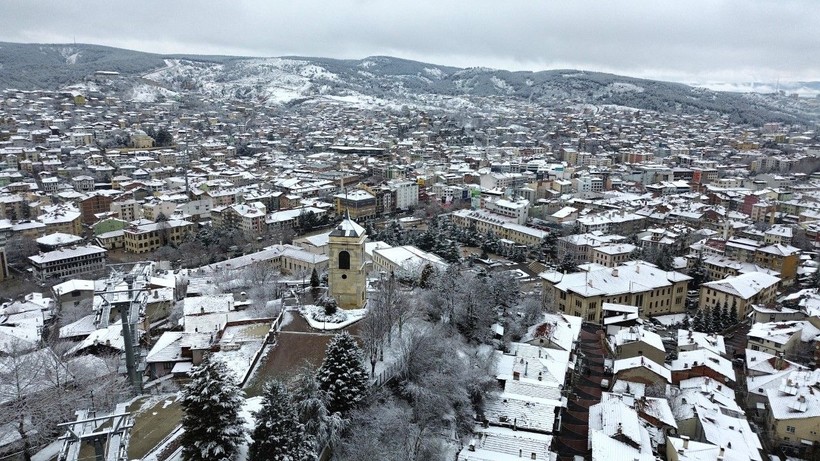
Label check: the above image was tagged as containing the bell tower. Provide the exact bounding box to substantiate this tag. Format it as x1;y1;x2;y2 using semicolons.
328;212;367;309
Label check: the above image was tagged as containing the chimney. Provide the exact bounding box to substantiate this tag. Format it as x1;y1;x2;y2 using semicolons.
719;446;725;457
681;435;690;449
612;268;619;277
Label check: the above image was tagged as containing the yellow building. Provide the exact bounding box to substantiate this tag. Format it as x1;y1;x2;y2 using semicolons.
328;214;367;309
451;208;547;246
699;272;780;317
333;189;376;220
765;375;820;452
541;261;691;323
123;220;195;254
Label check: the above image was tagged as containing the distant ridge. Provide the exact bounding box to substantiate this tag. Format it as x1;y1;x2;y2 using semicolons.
0;41;814;125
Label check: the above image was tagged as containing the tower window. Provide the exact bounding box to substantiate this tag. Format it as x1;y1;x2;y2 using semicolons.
339;251;350;270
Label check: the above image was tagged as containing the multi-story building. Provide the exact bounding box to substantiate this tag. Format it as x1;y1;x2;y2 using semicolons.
576;210;645;235
28;244;106;281
557;232;626;265
211;202;267;238
123;220;195;254
334;189;376;220
591;243;636;267
699;272;780;317
450;209;547;247
765;371;820;452
388;180;419;211
541;261;691;323
483;197;529;225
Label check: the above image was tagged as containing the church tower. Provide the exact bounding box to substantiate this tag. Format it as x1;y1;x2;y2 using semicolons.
328;213;368;309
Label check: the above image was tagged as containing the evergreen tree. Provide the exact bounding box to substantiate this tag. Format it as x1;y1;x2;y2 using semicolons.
310;268;320;289
692;308;705;332
292;368;344;457
712;301;725;332
317;331;370;414
558;253;576;273
689;251;707;288
180;357;245;461
249;381;312;461
718;301;730;331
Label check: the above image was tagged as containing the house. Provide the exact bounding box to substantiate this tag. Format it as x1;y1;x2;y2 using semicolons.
747;320;818;357
521;312;583;352
676;330;726;356
670;349;736;384
608;326;666;365
588;398;655;461
612;355;671;387
591;244;636;268
764;370;820;451
602;303;642;335
51;279;95;310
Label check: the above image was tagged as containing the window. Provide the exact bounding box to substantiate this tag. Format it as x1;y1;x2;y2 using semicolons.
338;251;350;270
787;425;796;433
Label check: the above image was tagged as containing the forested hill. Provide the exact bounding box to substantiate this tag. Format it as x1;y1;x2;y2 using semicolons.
0;42;815;125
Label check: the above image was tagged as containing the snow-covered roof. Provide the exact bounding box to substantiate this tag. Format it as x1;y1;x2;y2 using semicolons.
701;272;780;299
671;349;736;382
52;279;95;297
145;331;186;364
613;355;671;383
676;329;726;355
28;245;106;265
330;213;366;237
610;326;665;353
542;261;690;298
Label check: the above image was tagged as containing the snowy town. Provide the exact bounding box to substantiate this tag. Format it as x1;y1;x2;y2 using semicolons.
1;56;820;461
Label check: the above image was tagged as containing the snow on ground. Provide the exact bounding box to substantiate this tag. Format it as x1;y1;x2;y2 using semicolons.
299;305;366;330
423;67;445;79
607;82;645;93
31;440;62;461
653;313;688;327
214;337;266;384
235;396;264;461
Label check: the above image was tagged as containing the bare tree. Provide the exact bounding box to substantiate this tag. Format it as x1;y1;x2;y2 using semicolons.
360;302;390;376
0;340;72;461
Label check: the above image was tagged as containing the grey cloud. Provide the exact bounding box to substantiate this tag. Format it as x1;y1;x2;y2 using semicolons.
0;0;817;83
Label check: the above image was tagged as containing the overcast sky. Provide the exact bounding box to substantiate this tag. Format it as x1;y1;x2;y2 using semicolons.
1;0;817;84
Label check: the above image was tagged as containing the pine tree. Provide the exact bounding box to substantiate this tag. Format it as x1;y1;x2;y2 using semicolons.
718;301;730;331
249;381;312;461
703;306;714;332
293;367;344;457
712;301;725;332
180;357;245;461
317;331;370;414
310;268;320;289
689;251;706;288
692;308;705;332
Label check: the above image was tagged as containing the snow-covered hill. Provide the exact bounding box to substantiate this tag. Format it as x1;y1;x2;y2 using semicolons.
0;42;815;125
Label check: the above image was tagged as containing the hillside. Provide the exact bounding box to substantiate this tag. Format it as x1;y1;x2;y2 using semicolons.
0;42;815;125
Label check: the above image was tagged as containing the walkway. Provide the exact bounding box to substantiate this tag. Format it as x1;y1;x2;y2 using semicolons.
553;324;609;461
